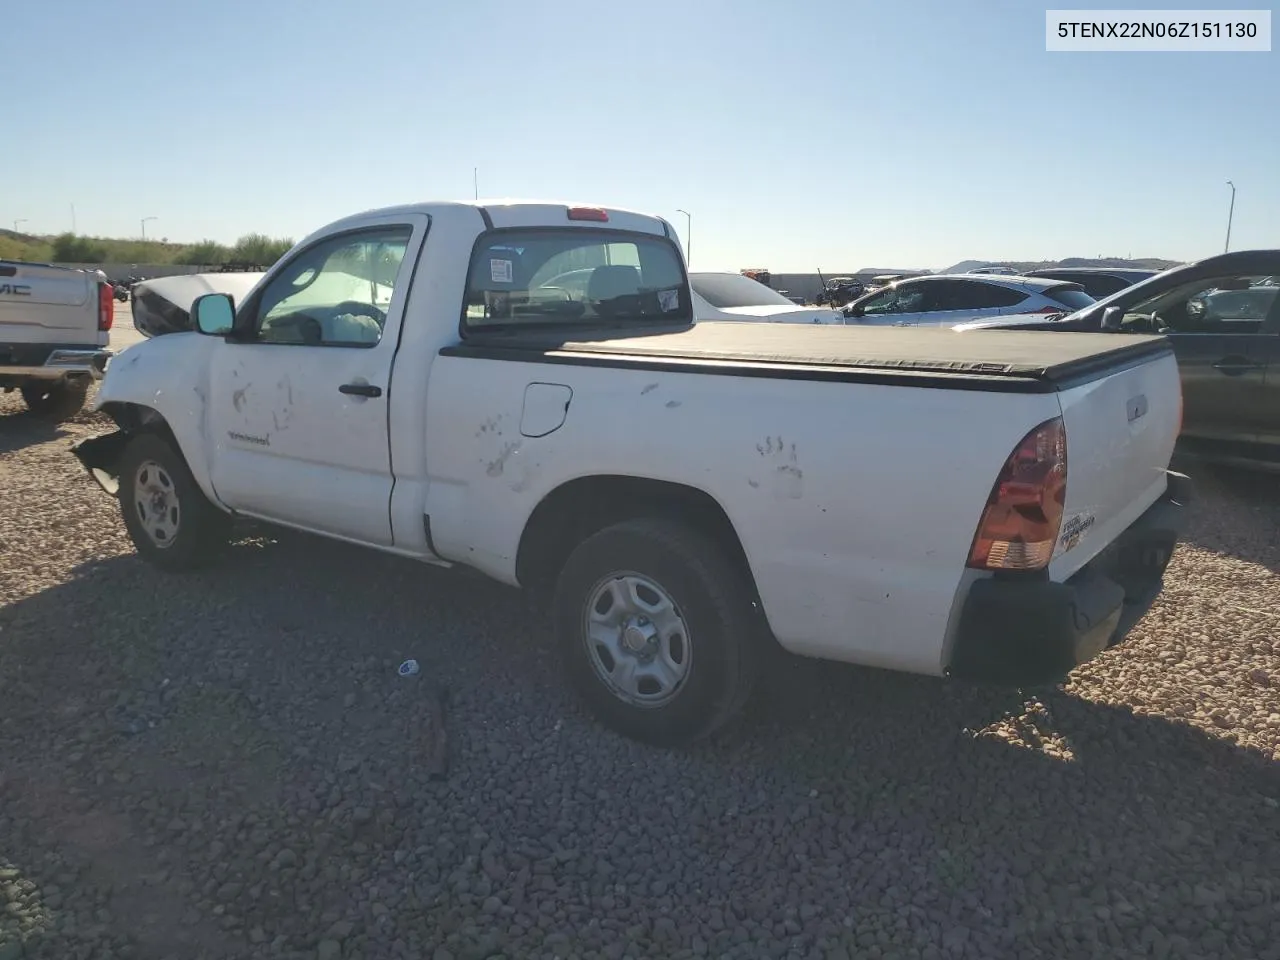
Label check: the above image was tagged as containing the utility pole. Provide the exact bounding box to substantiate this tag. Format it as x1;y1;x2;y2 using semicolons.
13;218;27;233
1224;180;1236;253
474;168;479;200
141;216;157;241
70;203;76;233
675;209;692;266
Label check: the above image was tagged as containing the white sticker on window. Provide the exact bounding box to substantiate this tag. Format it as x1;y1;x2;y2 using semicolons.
658;289;680;312
490;259;513;284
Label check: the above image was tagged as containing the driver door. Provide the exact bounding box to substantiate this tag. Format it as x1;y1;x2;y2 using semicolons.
205;215;428;545
1140;276;1276;449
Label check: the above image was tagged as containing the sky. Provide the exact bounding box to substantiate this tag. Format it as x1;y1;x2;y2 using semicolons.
3;0;1276;270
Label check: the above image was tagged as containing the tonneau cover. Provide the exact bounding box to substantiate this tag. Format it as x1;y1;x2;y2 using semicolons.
453;321;1170;390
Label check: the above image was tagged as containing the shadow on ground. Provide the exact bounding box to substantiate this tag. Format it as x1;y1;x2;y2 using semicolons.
1;530;1277;958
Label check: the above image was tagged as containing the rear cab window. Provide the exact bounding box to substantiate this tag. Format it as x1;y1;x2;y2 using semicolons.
462;229;692;333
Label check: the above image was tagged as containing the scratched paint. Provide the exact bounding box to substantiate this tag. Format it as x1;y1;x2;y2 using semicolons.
486;440;522;477
232;383;251;412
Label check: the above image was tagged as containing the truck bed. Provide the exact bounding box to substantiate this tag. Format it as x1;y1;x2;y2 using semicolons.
443;321;1170;394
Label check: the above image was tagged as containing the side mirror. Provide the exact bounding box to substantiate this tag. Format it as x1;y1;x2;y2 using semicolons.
192;293;235;336
1100;305;1123;331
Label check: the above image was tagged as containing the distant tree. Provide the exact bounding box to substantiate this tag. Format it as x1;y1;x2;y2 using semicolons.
51;232;108;263
178;240;231;265
231;233;295;266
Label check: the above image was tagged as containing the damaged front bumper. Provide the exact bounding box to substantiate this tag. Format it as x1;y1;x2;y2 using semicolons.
70;430;131;495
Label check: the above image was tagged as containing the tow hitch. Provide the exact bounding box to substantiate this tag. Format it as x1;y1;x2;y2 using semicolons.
70;430;131;495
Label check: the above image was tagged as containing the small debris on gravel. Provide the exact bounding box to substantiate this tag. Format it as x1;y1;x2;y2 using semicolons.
1;389;1278;959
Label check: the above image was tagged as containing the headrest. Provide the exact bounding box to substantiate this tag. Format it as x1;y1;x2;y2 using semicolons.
588;265;641;303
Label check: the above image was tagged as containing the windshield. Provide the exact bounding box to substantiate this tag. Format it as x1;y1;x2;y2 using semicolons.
690;272;797;309
1051;264;1180;322
1045;285;1096;310
463;230;691;331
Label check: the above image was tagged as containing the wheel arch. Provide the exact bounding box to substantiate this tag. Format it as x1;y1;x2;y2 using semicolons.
81;402;223;508
515;474;762;610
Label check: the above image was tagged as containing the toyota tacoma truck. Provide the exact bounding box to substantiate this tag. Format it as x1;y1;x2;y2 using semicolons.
70;201;1190;745
1;259;115;420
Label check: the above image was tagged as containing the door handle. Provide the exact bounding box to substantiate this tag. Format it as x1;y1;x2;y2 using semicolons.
339;382;383;398
1212;359;1263;376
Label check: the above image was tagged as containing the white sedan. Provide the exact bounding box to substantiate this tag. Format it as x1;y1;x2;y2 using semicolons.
842;274;1095;327
690;272;842;324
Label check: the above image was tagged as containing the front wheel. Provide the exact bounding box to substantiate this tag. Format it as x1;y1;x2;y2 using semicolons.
20;378;90;422
117;433;231;571
553;518;761;746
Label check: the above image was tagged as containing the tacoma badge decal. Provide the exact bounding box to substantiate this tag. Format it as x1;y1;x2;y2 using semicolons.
228;431;270;447
1059;513;1095;552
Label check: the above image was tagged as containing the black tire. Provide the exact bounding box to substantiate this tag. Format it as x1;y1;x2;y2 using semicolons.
117;432;231;571
20;378;90;423
553;518;761;746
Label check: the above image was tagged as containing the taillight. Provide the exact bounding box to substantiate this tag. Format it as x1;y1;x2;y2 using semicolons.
97;281;114;331
567;206;609;222
967;417;1067;571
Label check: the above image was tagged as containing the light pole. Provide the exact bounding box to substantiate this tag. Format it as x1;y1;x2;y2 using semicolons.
1224;180;1236;253
675;209;692;266
13;218;27;233
141;216;157;241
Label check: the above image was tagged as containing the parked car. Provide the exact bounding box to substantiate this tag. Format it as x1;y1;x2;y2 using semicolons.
690;272;842;324
967;266;1020;276
957;250;1280;472
71;200;1188;745
843;274;1095;327
815;277;866;308
1024;267;1161;300
0;259;114;420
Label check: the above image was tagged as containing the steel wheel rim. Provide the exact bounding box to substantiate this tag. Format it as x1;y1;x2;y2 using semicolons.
133;460;180;549
582;571;692;708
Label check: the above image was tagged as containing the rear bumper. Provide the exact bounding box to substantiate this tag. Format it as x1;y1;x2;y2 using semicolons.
946;471;1192;686
0;342;112;383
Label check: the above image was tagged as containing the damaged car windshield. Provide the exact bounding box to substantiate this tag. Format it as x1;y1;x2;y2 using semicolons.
462;229;691;331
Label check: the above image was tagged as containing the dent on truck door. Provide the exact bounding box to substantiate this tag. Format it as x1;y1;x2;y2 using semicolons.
205;217;429;545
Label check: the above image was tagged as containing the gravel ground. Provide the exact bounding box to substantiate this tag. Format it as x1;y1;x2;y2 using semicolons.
1;388;1278;960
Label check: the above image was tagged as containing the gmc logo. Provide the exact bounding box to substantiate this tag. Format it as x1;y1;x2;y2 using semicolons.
0;283;32;296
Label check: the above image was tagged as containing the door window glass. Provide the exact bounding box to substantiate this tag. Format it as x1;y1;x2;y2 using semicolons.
252;226;413;346
1124;275;1277;334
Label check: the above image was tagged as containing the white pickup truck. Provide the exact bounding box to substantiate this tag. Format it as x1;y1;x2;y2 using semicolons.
71;201;1190;745
1;259;115;420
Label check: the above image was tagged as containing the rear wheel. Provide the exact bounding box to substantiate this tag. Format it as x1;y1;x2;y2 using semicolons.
553;518;761;746
20;378;90;422
118;433;230;571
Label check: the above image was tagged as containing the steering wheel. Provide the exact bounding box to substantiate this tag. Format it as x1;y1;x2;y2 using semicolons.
262;312;323;344
333;301;387;324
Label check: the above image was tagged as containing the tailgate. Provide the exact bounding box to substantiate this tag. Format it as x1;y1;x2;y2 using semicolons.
0;262;98;343
1049;347;1181;581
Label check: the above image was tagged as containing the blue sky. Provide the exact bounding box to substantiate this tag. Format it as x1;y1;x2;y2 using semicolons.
3;0;1275;270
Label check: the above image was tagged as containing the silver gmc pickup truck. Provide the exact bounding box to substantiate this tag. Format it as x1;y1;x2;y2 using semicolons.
1;259;115;420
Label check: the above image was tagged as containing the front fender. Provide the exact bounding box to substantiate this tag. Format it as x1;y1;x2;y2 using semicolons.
89;334;222;504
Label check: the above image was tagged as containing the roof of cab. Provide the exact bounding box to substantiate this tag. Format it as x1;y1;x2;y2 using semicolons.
320;199;671;233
